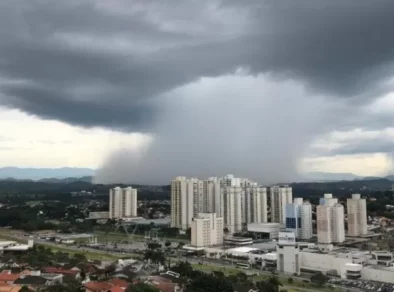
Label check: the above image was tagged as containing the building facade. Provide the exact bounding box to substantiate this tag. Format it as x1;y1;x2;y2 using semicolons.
347;194;367;236
170;177;197;230
191;213;223;247
245;186;268;224
109;186;138;219
270;186;292;224
317;194;345;244
223;186;243;234
171;174;269;234
298;201;313;240
285;198;312;240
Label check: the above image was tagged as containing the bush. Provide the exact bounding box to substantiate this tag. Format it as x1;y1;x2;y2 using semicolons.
288;277;293;284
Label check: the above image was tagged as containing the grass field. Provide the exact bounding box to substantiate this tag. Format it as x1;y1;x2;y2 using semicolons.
93;231;189;244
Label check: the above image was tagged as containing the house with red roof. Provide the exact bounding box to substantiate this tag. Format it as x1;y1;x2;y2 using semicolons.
42;267;80;279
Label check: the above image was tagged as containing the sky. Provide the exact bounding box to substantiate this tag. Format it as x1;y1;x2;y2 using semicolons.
0;0;394;184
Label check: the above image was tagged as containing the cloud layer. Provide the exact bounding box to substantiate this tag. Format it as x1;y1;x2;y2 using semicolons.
1;0;394;183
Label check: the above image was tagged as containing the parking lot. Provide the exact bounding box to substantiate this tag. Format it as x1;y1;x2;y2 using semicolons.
329;278;394;292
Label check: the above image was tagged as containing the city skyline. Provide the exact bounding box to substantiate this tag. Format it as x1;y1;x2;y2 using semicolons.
0;1;393;184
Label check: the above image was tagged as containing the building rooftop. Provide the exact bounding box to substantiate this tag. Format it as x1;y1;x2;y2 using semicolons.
227;246;259;253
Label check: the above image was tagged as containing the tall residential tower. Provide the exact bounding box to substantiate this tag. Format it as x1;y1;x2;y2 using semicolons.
109;186;138;219
316;194;345;244
270;186;292;224
347;194;367;236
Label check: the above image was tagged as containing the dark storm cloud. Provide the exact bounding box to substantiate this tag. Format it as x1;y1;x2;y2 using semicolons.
1;0;394;182
1;0;394;131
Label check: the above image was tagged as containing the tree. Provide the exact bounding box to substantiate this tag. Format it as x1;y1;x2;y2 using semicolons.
126;283;160;292
267;275;282;292
223;227;229;237
171;261;193;277
310;272;328;287
20;287;30;292
70;253;87;265
288;277;294;284
256;275;282;292
186;228;191;239
147;242;161;250
144;250;165;266
187;273;233;292
165;241;171;248
161;227;179;237
48;279;83;292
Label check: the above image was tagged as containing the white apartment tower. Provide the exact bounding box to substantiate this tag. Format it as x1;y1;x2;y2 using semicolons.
204;178;223;216
270;186;292;224
347;194;367;236
109;186;137;219
223;186;243;234
317;194;345;244
299;201;313;239
191;213;224;247
245;186;268;224
171;174;269;234
171;177;202;230
285;198;313;240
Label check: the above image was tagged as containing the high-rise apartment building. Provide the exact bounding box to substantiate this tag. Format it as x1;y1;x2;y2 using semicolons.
285;198;313;240
223;186;243;234
171;177;202;230
347;194;367;236
171;174;269;234
109;186;137;219
245;186;268;224
317;194;345;244
270;186;292;224
204;178;223;216
191;213;223;247
299;201;313;239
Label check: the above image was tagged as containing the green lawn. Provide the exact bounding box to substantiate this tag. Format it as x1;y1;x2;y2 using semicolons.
191;263;241;275
93;231;190;244
40;244;123;261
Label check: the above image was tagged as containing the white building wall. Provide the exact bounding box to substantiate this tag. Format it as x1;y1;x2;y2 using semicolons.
299;202;313;240
191;213;223;247
347;194;367;236
270;186;292;224
223;186;242;234
317;195;345;244
122;187;138;217
245;187;263;224
362;266;394;284
332;204;345;243
277;245;300;275
171;177;199;230
260;188;268;223
300;252;352;278
109;186;137;219
317;205;332;244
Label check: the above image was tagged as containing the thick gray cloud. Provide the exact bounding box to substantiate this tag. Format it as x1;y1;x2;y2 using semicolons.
1;0;394;182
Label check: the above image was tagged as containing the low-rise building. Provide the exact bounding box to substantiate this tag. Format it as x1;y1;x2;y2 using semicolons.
191;213;223;247
247;223;281;240
223;237;253;247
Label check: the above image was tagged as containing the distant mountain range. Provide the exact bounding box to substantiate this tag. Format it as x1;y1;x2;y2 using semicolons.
301;171;394;182
0;167;94;180
0;167;392;184
301;171;362;182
